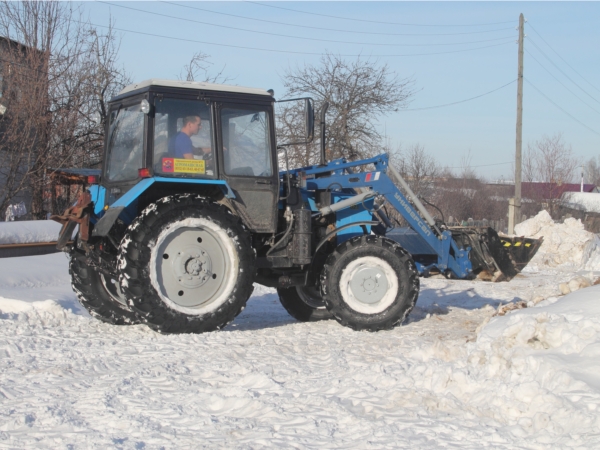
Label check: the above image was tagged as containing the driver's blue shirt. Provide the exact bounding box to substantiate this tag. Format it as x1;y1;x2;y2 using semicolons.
168;132;193;158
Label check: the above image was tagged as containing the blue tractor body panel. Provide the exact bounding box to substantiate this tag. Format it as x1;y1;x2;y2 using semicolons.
333;192;374;244
281;154;474;279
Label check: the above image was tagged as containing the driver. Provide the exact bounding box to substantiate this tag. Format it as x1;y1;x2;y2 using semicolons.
168;115;211;160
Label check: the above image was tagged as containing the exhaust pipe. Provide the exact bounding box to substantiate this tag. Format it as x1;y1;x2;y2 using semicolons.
320;102;329;166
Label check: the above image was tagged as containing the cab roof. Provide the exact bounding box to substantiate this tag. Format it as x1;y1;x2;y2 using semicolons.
118;79;273;98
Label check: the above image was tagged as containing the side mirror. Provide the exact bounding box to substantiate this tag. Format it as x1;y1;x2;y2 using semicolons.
305;98;314;142
276;96;315;147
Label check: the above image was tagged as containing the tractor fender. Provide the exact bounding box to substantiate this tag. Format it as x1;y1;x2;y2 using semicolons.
92;177;236;238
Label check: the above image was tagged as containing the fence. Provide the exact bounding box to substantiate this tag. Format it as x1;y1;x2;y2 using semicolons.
446;218;507;233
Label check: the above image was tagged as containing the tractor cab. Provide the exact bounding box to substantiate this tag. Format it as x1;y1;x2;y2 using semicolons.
102;79;280;232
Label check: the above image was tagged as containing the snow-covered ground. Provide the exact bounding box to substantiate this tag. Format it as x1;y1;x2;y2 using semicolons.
1;214;600;448
0;220;62;245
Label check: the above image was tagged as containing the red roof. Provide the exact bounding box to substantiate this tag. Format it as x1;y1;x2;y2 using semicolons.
522;182;596;200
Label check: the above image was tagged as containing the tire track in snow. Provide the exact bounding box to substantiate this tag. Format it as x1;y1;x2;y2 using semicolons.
1;271;599;448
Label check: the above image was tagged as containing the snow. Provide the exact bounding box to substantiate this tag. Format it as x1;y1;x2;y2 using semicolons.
562;192;600;213
0;220;63;244
515;210;600;271
1;229;600;446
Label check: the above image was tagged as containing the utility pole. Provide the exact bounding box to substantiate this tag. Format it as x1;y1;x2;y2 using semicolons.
509;13;524;234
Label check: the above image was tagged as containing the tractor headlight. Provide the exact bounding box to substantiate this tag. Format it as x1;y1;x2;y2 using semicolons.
141;99;150;114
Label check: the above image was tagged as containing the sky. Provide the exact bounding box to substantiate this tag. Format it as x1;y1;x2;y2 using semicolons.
82;1;600;181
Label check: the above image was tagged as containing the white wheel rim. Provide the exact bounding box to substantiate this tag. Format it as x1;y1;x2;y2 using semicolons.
149;217;239;316
338;256;398;314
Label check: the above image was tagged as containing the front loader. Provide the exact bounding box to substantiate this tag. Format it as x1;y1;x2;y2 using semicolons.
51;79;541;334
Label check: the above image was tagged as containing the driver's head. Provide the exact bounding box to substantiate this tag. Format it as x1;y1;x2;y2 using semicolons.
181;115;201;136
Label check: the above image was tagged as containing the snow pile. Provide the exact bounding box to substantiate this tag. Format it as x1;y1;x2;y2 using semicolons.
562;191;600;213
467;287;600;435
0;220;62;244
515;210;600;270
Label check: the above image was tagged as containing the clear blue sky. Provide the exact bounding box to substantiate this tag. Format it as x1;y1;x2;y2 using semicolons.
84;1;600;181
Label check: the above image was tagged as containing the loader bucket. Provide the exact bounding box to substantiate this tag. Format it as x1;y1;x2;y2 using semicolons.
449;227;543;282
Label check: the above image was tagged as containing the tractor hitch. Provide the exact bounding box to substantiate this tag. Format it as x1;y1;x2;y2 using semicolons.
50;191;92;250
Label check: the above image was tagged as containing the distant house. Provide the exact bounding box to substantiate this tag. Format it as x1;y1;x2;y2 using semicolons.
0;36;47;219
521;182;598;201
486;181;598;202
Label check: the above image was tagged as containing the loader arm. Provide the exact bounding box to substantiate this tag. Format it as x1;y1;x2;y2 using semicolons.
283;153;539;281
284;154;473;279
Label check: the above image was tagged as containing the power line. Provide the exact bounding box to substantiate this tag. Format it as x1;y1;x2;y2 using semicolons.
99;2;515;48
525;49;600;116
400;79;516;111
527;37;600;106
87;21;515;57
162;1;516;37
525;78;600;137
444;161;512;169
247;1;516;27
527;21;600;95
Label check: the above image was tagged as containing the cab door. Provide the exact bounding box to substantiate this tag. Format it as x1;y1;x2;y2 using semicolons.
216;102;279;233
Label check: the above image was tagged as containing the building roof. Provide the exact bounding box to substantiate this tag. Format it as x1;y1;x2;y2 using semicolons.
118;79;273;97
522;182;597;199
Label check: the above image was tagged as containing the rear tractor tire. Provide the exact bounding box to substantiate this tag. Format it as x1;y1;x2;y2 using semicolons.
277;285;332;322
70;251;142;325
321;235;419;331
117;194;255;334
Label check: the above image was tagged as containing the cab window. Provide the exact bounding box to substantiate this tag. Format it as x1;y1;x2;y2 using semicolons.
221;108;272;177
153;98;214;177
106;103;145;182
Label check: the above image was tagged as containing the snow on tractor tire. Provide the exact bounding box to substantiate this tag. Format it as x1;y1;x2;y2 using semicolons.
117;194;255;334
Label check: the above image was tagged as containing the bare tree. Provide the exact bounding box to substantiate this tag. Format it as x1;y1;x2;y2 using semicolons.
393;143;438;199
528;133;578;184
82;22;131;166
584;155;600;186
517;133;579;217
179;51;232;84
0;2;129;219
280;53;414;163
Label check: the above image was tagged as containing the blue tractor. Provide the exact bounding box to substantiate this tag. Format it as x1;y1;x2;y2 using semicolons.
52;80;541;333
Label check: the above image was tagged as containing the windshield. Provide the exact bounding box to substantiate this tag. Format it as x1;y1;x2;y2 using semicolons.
106;102;145;182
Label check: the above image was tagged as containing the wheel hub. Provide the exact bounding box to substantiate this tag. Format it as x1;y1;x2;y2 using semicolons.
154;224;231;309
349;266;388;304
173;247;212;288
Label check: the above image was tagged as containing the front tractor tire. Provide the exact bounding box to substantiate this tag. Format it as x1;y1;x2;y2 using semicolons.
118;194;255;334
70;252;142;325
321;235;419;331
277;285;332;322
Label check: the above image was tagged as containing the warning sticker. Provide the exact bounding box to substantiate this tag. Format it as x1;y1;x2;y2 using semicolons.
162;158;205;174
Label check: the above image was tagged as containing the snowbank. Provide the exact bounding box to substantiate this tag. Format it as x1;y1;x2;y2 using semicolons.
515;210;600;271
2;273;600;447
562;191;600;213
0;220;62;244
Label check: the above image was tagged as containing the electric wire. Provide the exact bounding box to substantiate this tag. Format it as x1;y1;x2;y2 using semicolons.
400;79;516;111
525;78;600;137
99;2;515;48
527;37;600;105
525;49;600;116
162;1;516;37
247;1;516;27
85;21;515;57
443;161;513;170
527;22;600;95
